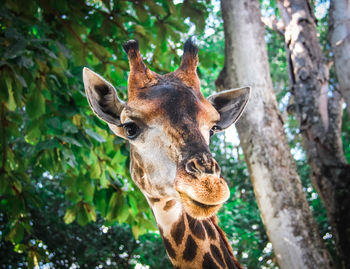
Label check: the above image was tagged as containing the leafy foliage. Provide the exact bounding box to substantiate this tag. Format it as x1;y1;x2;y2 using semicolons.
0;173;171;268
0;0;208;267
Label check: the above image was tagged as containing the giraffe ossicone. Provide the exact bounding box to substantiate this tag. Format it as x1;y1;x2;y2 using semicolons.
83;37;250;268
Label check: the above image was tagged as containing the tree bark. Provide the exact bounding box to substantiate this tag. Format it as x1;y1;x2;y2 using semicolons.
277;0;350;268
217;0;333;268
329;0;350;118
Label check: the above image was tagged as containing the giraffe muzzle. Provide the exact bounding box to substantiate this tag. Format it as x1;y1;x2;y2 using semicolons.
174;156;230;219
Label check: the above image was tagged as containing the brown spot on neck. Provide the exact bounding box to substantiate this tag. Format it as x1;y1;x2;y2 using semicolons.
202;252;220;269
210;244;225;268
163;199;176;211
186;213;206;240
171;214;185;246
183;234;197;261
163;237;176;260
203;220;216;240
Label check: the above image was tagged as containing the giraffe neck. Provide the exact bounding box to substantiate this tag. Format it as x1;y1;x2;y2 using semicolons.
148;197;242;269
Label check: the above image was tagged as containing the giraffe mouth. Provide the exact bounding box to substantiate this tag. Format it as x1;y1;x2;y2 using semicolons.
190;198;220;209
178;192;223;219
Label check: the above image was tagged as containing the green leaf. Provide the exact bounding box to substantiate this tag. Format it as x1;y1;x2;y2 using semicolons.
61;149;78;167
63;207;77;224
140;218;156;230
95;190;107;217
47;117;62;130
76;203;90;226
87;39;112;59
26;90;46;119
99;172;109;188
3;28;27;59
5;76;16;111
146;0;167;16
116;199;129;223
81;179;95;203
62;121;79;134
0;175;11;195
128;194;138;216
14;71;27;87
36;138;60;151
25;122;41;145
90;162;101;179
5;222;24;243
131;223;147;239
135;4;148;23
85;129;106;143
106;192;124;222
132;225;140;239
167;17;187;32
87;204;96;222
65;189;82;203
134;25;147;37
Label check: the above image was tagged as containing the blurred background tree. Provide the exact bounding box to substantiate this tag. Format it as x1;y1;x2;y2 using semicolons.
0;0;348;268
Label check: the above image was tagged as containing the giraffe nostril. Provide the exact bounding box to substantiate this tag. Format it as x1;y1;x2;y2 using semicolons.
185;159;201;175
185;156;221;176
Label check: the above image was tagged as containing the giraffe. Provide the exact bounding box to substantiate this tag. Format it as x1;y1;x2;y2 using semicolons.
83;37;250;269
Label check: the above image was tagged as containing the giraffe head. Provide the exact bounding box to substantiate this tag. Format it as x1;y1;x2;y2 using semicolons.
83;38;250;220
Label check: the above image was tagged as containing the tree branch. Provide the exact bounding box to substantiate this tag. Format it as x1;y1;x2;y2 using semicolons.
261;15;285;36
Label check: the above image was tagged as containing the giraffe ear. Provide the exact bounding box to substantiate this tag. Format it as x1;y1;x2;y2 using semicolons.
207;87;251;130
83;67;125;125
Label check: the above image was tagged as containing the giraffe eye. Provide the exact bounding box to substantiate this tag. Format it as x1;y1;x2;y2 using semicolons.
122;122;140;139
210;125;220;137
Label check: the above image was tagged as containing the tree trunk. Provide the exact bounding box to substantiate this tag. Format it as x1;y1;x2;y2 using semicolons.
217;0;333;268
329;0;350;118
277;0;350;268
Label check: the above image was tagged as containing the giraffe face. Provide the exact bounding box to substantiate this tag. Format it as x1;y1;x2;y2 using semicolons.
83;38;250;219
